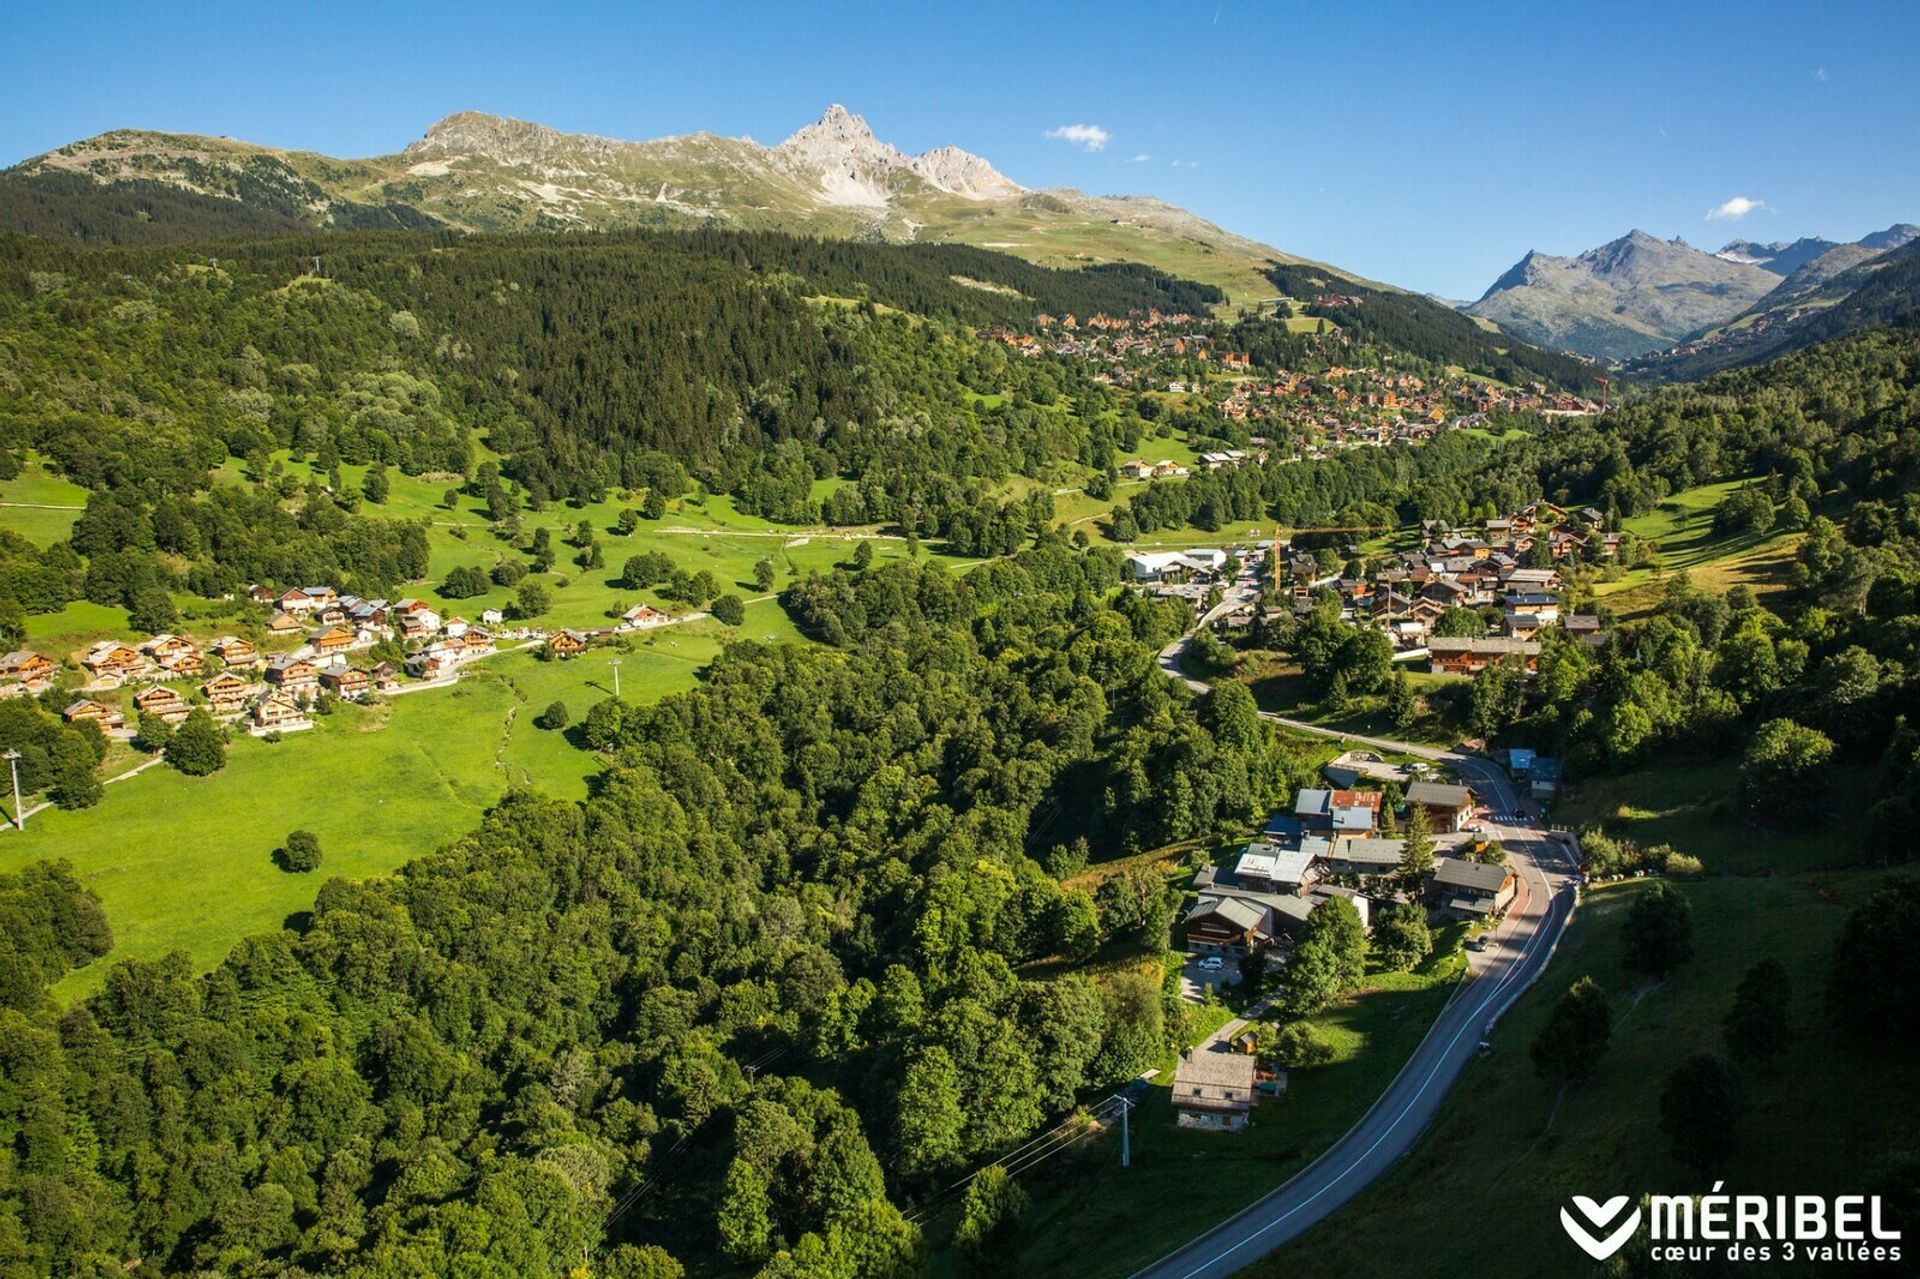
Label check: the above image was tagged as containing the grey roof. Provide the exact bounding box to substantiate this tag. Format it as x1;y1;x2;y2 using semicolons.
1431;857;1511;894
1325;838;1404;869
1186;895;1267;932
1332;806;1374;832
1529;757;1564;782
1294;788;1332;817
1407;780;1473;809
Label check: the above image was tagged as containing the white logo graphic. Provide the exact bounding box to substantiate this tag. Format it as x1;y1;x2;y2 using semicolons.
1561;1195;1642;1260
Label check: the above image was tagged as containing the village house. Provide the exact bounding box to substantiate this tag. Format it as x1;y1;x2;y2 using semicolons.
1232;842;1318;893
266;611;303;636
131;684;191;725
480;608;505;627
141;635;203;676
1293;788;1378;838
619;604;672;630
201;672;251;715
407;648;460;682
0;649;57;690
394;600;443;640
1429;857;1517;918
547;629;589;660
1317;837;1406;879
1428;636;1541;677
319;666;371;700
277;586;337;614
1406;780;1476;834
62;699;124;730
370;661;403;692
1171;1048;1259;1132
265;654;319;695
251;692;308;732
80;641;148;684
308;624;356;658
211;636;259;668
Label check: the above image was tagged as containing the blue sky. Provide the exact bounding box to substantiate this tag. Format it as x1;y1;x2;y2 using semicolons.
4;0;1916;298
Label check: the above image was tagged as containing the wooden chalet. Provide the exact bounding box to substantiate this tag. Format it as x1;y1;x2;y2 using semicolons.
201;671;251;713
62;699;124;730
319;666;371;700
131;684;191;724
265;655;319;693
547;629;589;659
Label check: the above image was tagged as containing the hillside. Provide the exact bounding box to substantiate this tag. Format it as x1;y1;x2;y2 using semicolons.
0;105;1321;308
1465;230;1778;359
1265;261;1595;389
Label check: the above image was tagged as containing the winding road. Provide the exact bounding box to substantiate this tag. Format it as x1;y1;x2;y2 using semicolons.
1135;579;1580;1279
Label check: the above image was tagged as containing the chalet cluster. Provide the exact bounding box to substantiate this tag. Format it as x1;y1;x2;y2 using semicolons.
1275;501;1614;665
1184;772;1516;964
37;580;510;744
253;585;497;683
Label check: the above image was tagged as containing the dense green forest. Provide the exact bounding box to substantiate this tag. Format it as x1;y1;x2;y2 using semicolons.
0;229;1223;606
0;537;1311;1277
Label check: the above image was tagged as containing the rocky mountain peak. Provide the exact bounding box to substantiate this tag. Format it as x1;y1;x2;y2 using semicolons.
909;145;1023;200
405;111;623;170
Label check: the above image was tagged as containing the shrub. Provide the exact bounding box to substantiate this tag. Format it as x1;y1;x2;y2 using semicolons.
1270;1020;1337;1068
535;700;570;730
278;830;322;873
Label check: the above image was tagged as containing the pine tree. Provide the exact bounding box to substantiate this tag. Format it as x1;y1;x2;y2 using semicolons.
1387;669;1415;729
1399;800;1435;885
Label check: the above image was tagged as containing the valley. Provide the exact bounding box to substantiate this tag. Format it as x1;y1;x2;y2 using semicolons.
1;28;1918;1279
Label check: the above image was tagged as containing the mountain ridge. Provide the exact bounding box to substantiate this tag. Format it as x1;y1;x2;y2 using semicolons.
1465;229;1777;360
1469;223;1919;360
0;105;1319;308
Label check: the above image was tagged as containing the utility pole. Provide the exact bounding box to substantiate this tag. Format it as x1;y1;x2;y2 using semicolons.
1110;1094;1135;1168
3;748;20;830
609;657;622;698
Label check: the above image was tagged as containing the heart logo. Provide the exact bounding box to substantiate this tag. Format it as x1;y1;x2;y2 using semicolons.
1560;1195;1642;1261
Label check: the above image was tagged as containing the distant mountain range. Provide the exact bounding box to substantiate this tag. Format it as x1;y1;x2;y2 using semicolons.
0;105;1319;307
1468;224;1920;361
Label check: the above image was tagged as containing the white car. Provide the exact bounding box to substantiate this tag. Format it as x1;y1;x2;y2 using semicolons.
1197;955;1225;972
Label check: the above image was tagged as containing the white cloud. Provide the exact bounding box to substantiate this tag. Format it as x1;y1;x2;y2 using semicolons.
1705;195;1768;221
1812;66;1829;82
1128;153;1151;163
1043;123;1110;153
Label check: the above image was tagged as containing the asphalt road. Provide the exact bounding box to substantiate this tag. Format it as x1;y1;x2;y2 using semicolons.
1138;609;1579;1279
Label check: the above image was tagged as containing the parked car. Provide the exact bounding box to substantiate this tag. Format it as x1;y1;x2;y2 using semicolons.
1197;955;1225;972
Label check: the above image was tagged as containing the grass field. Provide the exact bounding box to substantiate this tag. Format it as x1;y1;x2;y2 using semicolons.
0;456;88;546
0;634;728;1000
985;940;1469;1278
1591;480;1805;618
1554;756;1876;875
1251;869;1916;1278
